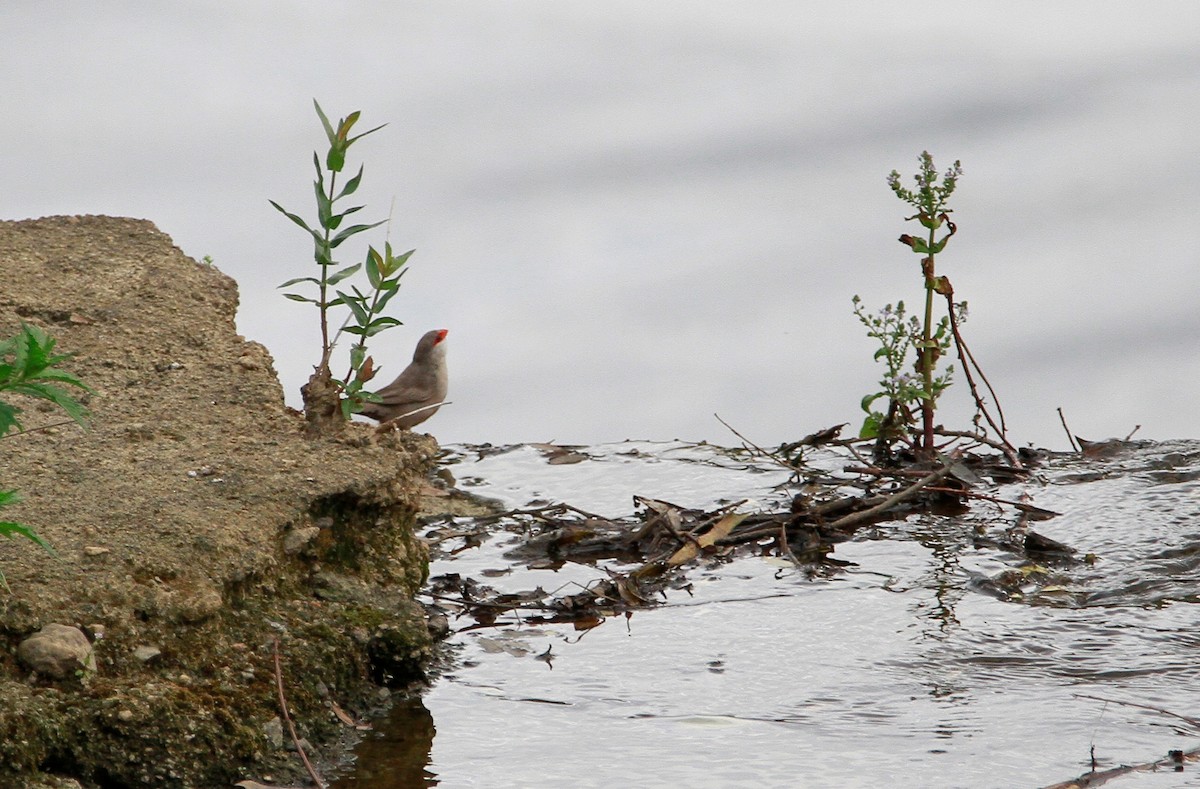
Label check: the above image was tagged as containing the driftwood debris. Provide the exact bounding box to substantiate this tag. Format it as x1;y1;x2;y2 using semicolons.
424;437;1058;630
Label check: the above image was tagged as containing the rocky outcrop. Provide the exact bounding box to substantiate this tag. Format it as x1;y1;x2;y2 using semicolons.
0;216;438;788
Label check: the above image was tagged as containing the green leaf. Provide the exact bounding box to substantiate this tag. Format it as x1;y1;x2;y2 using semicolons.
9;327;31;378
313;99;337;148
326;147;346;173
336;166;365;200
339;110;361;140
313;239;334;267
0;402;21;436
9;383;89;427
860;392;883;413
365;247;383;289
326;202;362;230
0;519;53;552
373;281;401;313
330;220;386;248
327;263;361;286
29;368;89;391
278;276;321;289
283;293;318;304
382;248;415;277
336;290;369;326
361;317;401;338
315;180;332;228
325;203;366;232
859;414;882;439
269;200;315;234
346;123;387;147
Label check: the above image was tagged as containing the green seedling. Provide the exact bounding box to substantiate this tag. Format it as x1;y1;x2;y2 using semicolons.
271;100;412;433
0;323;89;588
855;152;967;458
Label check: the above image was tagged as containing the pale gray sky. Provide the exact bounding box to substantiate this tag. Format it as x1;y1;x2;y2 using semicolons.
5;2;1199;447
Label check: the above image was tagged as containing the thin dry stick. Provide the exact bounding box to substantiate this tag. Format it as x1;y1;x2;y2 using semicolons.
375;400;453;432
714;413;799;471
273;638;325;789
1040;744;1200;789
5;419;86;439
1073;693;1200;731
933;428;1022;468
826;458;958;532
942;291;1018;462
1057;407;1080;452
923;485;1059;516
778;521;803;568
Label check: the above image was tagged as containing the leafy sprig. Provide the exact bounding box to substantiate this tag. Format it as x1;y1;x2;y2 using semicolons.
0;323;85;588
271;100;413;431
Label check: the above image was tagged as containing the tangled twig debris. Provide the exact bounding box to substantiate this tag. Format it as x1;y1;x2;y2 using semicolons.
424;443;1048;630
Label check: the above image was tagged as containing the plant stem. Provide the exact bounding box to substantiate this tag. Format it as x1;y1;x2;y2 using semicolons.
318;171;339;372
920;222;937;455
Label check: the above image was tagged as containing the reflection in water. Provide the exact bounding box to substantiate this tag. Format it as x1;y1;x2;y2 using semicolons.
329;696;437;788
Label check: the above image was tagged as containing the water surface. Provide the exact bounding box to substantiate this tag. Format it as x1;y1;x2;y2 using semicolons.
333;440;1200;788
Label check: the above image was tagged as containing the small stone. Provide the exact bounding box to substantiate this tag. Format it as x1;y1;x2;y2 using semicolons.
83;546;110;556
133;645;162;663
17;624;94;679
263;716;284;749
236;355;262;370
282;526;321;555
286;737;313;754
118;709;134;722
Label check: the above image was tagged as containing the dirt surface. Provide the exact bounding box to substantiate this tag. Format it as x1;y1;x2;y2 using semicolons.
0;216;446;788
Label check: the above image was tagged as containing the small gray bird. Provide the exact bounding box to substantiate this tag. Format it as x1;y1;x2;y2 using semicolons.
359;329;448;429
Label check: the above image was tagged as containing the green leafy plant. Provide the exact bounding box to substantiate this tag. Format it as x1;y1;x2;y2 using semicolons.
0;323;90;587
854;152;966;458
271;100;412;433
854;151;1014;463
853;296;961;443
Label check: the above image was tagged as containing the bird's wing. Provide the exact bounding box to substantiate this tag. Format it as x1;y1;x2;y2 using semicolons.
374;369;436;406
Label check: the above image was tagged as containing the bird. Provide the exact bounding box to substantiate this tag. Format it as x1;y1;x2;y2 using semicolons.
358;329;448;429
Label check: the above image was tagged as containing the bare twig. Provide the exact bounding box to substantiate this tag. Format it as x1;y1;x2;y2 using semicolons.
714;413;798;471
923;485;1059;517
374;400;453;432
273;638;325;789
3;419;85;439
1073;693;1200;731
778;521;803;568
826;456;959;532
1041;744;1200;789
1123;424;1141;441
942;291;1017;463
933;428;1023;469
1057;407;1080;452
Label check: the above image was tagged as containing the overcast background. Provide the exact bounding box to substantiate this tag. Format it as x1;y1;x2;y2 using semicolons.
5;3;1199;449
